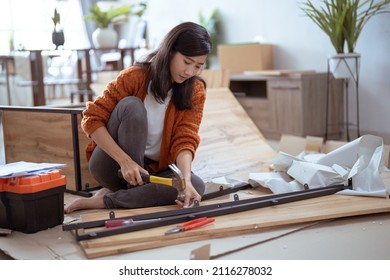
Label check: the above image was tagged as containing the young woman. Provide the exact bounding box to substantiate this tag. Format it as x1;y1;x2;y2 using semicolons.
65;22;212;213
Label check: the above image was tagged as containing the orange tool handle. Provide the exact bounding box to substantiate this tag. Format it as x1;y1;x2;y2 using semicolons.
181;217;215;231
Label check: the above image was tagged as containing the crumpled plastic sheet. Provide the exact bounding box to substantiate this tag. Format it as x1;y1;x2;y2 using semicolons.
205;176;249;194
249;135;389;198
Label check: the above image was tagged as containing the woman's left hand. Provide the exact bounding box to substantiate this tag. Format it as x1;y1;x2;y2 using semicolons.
175;180;201;208
174;150;201;208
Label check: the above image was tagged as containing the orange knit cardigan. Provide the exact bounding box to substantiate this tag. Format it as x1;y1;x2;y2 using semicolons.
81;66;206;173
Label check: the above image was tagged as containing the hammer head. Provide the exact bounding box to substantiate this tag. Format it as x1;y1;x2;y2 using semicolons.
168;164;186;202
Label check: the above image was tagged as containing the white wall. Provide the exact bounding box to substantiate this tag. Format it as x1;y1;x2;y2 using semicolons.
133;0;390;141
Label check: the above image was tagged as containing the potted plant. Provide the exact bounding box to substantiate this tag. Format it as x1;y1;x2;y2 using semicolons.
300;0;390;78
84;3;133;48
199;8;220;68
51;8;65;49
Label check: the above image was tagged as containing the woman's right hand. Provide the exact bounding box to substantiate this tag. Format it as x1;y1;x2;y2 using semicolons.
90;127;148;186
119;158;148;185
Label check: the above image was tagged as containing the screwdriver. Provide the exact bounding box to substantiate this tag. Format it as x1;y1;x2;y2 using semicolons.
105;219;134;228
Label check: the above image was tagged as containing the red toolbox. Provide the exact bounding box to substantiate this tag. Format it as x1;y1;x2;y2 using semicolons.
0;170;66;233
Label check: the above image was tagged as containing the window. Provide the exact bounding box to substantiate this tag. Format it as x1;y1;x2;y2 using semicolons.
0;0;89;53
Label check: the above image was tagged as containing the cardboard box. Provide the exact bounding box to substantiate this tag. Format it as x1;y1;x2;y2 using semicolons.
0;170;66;233
218;43;273;73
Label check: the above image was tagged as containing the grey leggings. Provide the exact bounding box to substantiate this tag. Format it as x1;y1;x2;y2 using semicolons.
88;96;205;209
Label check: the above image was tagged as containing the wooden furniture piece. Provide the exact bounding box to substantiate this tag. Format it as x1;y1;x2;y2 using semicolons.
0;106;98;194
230;71;344;140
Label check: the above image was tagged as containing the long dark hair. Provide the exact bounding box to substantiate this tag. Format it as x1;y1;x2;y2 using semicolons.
137;22;212;110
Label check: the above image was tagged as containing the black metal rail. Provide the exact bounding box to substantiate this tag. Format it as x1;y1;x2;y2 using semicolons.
63;183;253;231
68;179;352;241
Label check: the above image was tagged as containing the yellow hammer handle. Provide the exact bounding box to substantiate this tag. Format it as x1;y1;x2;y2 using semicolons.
148;175;173;187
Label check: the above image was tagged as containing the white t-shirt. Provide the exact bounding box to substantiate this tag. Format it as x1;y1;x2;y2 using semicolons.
144;83;172;161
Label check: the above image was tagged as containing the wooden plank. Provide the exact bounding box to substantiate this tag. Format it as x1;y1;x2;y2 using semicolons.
3;111;76;187
2;110;98;192
78;194;390;258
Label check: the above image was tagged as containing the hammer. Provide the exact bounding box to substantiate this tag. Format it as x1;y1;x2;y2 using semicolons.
118;164;186;202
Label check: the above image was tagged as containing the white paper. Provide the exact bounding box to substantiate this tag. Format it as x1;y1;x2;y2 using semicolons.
250;135;389;198
249;172;302;193
0;161;66;178
271;152;302;172
287;160;346;188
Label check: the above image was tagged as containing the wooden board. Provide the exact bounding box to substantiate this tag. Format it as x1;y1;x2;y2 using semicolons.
192;88;276;182
78;193;390;258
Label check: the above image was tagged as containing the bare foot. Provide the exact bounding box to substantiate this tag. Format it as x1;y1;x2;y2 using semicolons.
64;187;110;214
